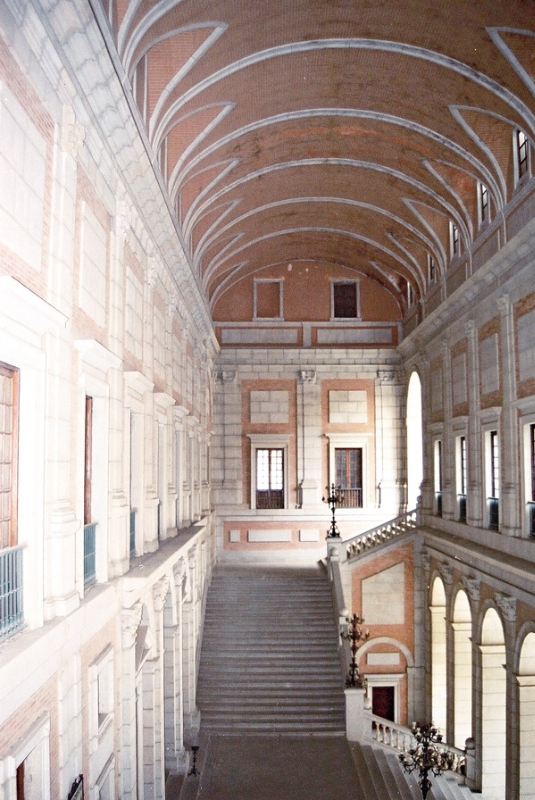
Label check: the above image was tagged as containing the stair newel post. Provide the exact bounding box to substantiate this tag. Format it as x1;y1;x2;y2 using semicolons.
464;737;476;791
342;614;370;743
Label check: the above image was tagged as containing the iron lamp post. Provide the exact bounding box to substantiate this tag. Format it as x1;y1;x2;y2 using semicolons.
323;483;344;538
341;613;369;688
399;722;455;800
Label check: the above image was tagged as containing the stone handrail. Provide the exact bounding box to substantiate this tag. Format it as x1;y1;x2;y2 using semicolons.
368;713;467;779
325;538;352;682
345;509;418;561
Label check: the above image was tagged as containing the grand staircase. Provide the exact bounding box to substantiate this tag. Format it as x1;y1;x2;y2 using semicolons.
187;561;484;800
197;563;346;734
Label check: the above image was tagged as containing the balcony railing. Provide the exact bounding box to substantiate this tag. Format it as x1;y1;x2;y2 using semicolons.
337;487;363;508
458;493;467;523
488;497;499;531
0;545;23;639
84;523;97;588
129;509;136;556
256;489;284;509
528;501;535;537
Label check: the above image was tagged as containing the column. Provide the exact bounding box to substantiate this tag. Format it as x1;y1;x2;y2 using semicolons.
297;370;322;508
466;321;483;527
43;105;82;619
119;604;142;800
376;369;406;514
498;294;520;536
441;342;455;520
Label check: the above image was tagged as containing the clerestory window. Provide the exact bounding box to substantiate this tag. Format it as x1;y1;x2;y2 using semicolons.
516;129;529;181
332;280;360;319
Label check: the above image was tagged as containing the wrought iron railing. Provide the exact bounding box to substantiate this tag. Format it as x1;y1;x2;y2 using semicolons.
157;501;163;539
528;501;535;537
0;545;24;638
84;523;97;588
129;509;136;556
458;494;467;523
337;488;363;508
488;497;499;531
256;489;284;509
345;509;417;561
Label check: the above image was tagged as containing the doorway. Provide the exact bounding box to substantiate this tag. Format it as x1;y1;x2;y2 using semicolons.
372;686;395;721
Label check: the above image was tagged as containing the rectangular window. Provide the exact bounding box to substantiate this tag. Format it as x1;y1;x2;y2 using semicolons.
335;448;363;508
133;54;148;123
158;137;168;180
450;222;460;258
529;424;535;536
478;182;489;225
84;397;96;587
458;435;467;522
332;280;360;318
0;362;19;549
428;254;437;284
434;439;443;516
256;448;284;509
254;280;283;319
517;129;529;180
488;429;499;530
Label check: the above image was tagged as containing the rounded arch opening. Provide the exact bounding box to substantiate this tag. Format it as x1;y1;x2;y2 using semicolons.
453;590;472;748
406;371;423;510
480;607;506;800
518;631;535;800
430;576;447;735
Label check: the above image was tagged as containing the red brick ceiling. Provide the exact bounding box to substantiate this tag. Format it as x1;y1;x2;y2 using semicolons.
108;0;535;318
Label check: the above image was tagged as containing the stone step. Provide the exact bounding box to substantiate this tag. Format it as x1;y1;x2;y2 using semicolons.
198;565;344;737
198;683;342;695
197;696;345;714
200;721;346;734
372;747;415;799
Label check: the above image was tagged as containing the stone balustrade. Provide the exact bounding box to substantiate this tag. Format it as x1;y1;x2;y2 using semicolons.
345;509;418;561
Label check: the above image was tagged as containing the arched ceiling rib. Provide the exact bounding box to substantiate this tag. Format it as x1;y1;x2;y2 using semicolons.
108;0;535;314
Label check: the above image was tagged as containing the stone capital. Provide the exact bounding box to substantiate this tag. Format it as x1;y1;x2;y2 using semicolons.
299;369;316;384
61;105;85;159
121;603;142;649
495;592;516;623
438;561;453;585
461;576;480;603
153;575;170;612
220;369;237;385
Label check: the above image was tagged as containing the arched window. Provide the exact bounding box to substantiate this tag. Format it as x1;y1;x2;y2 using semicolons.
406;372;423;510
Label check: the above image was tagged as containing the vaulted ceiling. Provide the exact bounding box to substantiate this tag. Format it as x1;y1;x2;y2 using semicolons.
103;0;535;321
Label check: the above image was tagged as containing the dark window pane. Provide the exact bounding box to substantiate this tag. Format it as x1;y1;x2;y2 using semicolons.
333;282;358;318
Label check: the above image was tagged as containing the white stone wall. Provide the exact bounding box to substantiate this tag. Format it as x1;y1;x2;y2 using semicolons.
212;347;406;547
0;2;215;798
329;390;367;423
250;390;289;424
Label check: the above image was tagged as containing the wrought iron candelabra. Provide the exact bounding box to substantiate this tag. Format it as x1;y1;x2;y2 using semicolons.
323;483;344;538
399;722;455;799
341;613;369;688
188;745;199;777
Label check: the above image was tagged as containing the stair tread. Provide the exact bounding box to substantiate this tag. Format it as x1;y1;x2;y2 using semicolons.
198;566;344;735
